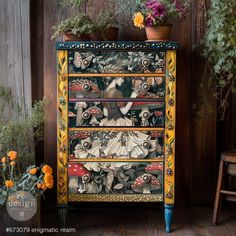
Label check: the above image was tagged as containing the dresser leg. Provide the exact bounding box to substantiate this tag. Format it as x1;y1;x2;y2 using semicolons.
164;204;174;233
58;205;68;227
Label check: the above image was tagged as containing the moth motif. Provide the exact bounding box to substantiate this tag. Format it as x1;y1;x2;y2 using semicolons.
73;52;93;69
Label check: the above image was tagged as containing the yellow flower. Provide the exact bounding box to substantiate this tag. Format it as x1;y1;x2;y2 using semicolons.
10;161;16;167
44;173;54;189
8;151;17;161
42;165;53;174
1;157;6;163
5;180;14;188
133;12;144;29
29;167;37;175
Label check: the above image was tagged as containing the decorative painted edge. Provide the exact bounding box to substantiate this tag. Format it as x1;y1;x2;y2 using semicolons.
69;127;164;132
56;41;179;50
57;50;69;205
164;50;176;205
68;194;163;202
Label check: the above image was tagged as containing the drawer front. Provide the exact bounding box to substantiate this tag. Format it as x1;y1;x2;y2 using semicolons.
69;76;165;99
68;51;165;74
69;101;165;127
69;130;164;160
68;162;163;195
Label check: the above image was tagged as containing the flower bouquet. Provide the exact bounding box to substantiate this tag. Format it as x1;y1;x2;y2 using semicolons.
0;151;54;205
133;0;189;41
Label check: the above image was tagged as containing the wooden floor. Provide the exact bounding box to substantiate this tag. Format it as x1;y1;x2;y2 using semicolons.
41;204;236;236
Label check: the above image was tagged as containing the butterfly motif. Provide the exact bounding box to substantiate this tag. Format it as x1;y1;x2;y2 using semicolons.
73;52;93;69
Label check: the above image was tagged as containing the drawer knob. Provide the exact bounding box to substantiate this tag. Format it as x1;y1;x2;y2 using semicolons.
143;141;151;149
141;82;150;92
142;174;151;183
82;83;91;92
142;59;150;67
82;174;91;183
142;111;151;119
82;111;91;119
83;141;91;149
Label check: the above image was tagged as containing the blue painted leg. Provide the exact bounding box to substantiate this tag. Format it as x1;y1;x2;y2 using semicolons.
165;204;174;233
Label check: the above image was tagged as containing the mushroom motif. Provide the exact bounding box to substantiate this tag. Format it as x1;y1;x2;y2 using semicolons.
131;174;160;193
82;106;103;126
69;79;100;98
130;102;159;126
145;163;163;175
68;163;91;193
70;131;90;140
74;101;87;126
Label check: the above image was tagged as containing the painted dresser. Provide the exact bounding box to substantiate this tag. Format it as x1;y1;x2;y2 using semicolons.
56;41;177;233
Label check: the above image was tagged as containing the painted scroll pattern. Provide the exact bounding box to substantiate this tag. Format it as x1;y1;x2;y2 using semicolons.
164;51;176;204
57;50;68;204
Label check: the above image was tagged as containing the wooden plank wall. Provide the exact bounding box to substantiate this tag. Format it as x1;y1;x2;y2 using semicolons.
0;0;31;117
31;0;216;205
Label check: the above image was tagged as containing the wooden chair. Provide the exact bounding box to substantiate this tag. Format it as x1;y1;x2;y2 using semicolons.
213;151;236;225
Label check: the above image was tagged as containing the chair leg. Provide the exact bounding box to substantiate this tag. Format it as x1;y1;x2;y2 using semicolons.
213;159;224;225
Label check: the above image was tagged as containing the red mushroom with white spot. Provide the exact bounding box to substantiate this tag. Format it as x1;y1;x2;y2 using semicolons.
145;163;163;175
70;131;90;140
68;163;91;193
131;174;160;194
69;79;100;98
82;106;103;126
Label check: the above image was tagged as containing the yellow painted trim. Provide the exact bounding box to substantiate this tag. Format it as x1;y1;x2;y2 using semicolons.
164;50;176;205
57;50;68;205
68;73;165;77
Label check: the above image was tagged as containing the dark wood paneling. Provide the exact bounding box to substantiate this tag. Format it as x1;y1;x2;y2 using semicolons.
30;0;217;205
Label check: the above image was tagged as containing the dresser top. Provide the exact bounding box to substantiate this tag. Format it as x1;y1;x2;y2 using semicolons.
55;41;178;50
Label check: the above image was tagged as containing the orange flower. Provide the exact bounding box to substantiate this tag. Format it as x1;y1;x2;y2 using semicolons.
1;157;6;163
37;183;42;189
29;167;37;175
41;183;47;190
10;161;16;167
42;165;53;174
133;12;144;29
8;151;17;161
44;173;54;189
5;180;14;188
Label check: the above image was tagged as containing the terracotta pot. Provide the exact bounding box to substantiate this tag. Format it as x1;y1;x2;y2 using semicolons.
63;32;91;42
106;27;119;41
145;25;172;41
63;32;79;42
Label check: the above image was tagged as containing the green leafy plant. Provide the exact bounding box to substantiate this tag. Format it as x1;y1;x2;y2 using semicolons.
91;10;117;40
203;0;236;118
0;87;46;169
51;14;94;39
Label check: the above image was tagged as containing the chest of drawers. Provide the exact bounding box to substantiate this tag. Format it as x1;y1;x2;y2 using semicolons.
56;41;177;233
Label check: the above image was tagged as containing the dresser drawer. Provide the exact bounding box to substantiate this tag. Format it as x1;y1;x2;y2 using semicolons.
69;76;165;99
69;101;165;127
69;129;164;160
68;162;163;195
68;51;165;74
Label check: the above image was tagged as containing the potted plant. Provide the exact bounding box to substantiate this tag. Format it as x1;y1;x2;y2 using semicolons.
203;0;236;119
0;150;54;225
51;14;94;41
131;0;190;41
91;10;119;41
